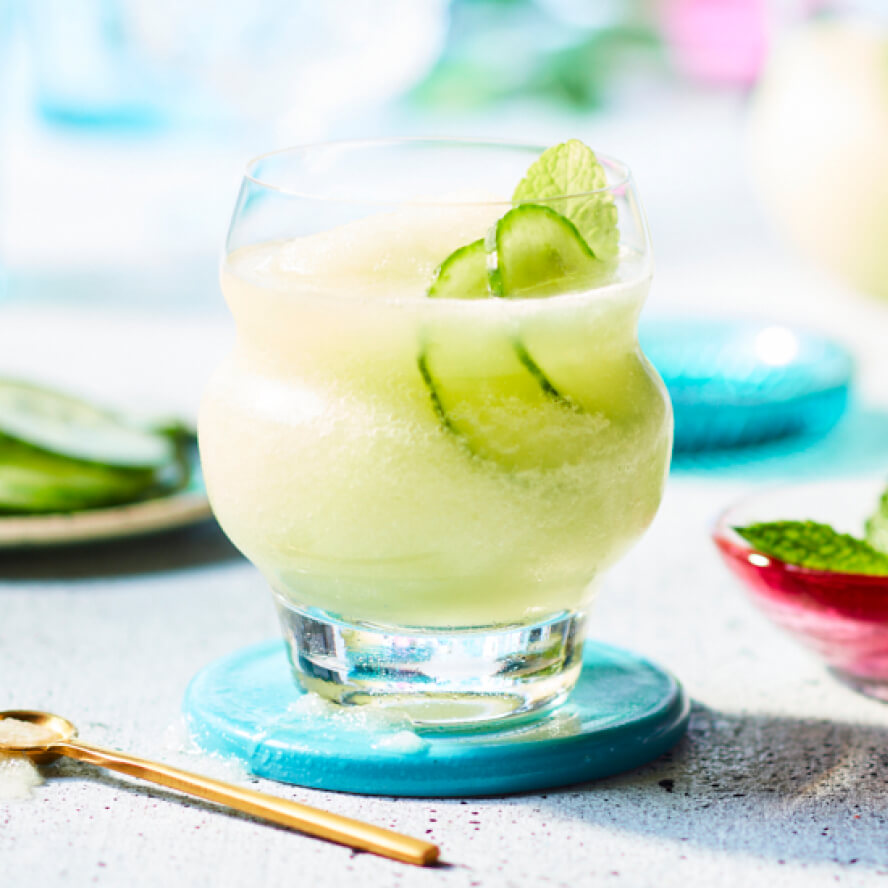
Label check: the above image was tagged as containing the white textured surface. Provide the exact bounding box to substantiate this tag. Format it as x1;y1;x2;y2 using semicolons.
2;99;888;887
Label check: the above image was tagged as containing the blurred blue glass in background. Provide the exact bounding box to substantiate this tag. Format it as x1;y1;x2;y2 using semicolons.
640;318;853;452
20;0;450;135
0;0;14;301
0;0;452;311
25;0;175;130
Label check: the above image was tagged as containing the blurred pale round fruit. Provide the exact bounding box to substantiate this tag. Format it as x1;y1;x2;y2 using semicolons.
747;20;888;300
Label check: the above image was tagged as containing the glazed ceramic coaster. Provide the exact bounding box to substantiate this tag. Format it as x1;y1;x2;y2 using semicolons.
183;640;689;797
640;318;853;452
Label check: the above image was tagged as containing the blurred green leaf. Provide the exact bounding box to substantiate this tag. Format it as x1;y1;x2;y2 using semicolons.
409;0;664;111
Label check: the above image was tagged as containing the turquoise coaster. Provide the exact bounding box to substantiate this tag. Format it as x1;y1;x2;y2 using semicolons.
183;640;689;797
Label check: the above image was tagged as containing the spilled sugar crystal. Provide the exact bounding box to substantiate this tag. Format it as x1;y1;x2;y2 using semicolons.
162;718;251;784
0;718;54;801
288;693;429;752
371;730;429;754
0;756;44;800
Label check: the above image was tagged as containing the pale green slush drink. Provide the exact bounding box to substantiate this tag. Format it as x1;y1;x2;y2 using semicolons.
199;140;672;727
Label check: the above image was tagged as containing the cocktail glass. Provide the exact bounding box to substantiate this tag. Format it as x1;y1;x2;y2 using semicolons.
199;139;672;728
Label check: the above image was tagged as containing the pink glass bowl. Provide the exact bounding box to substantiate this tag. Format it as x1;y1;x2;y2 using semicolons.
713;479;888;701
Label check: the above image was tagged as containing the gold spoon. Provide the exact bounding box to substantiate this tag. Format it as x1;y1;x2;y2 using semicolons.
0;710;439;866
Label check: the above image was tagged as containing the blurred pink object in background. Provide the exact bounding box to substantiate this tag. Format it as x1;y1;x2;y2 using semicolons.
662;0;770;85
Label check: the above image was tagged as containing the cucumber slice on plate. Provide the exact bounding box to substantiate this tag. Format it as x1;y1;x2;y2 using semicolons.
427;239;490;299
486;204;603;298
0;380;174;469
0;439;160;514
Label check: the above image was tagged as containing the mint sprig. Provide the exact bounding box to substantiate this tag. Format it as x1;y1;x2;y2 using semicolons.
512;139;619;261
735;519;888;576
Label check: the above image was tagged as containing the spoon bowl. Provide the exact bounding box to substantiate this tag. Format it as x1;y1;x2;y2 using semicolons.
0;710;76;763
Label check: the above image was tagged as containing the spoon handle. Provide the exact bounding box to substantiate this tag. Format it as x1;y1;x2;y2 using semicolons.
56;739;438;866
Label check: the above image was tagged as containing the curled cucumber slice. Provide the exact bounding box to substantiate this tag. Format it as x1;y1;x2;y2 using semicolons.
487;204;603;298
420;205;614;467
418;326;602;471
0;380;174;469
426;205;606;301
427;239;490;299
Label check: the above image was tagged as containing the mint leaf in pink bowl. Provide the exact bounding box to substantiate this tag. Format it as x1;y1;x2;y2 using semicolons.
713;479;888;701
734;520;888;577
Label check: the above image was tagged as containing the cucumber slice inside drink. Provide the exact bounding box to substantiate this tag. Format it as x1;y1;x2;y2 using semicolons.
418;325;605;471
427;239;490;299
487;204;603;298
0;380;174;469
420;204;622;467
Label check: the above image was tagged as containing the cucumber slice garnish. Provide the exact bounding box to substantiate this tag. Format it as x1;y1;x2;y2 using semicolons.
0;380;174;469
512;338;575;408
420;206;608;464
418;141;627;465
427;239;490;299
486;204;602;298
0;438;161;514
418;327;597;470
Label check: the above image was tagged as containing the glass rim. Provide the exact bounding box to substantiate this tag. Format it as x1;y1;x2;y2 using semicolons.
243;137;633;206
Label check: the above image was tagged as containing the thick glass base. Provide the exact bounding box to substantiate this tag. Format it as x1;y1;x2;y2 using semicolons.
273;594;586;729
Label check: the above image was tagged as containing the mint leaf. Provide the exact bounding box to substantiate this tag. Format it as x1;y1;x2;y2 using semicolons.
865;487;888;556
735;521;888;576
512;139;619;261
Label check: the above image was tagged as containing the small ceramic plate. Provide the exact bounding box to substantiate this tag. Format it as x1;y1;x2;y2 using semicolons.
0;454;212;549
